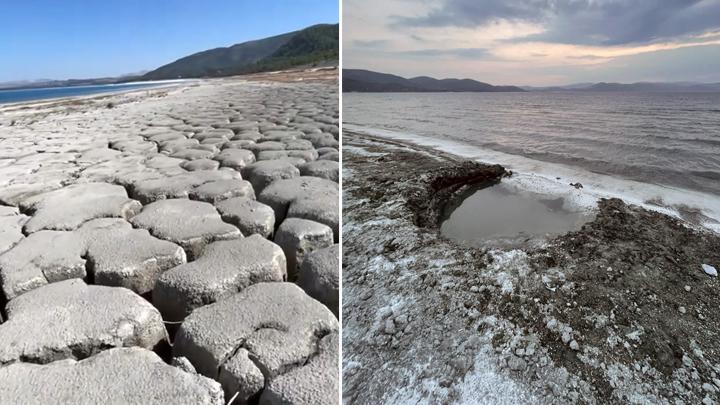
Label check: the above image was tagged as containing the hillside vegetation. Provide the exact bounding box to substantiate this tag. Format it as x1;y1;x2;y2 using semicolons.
143;24;338;80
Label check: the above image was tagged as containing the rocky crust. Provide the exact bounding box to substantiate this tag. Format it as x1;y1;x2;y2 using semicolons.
0;218;186;299
0;279;167;365
153;235;287;321
0;70;339;403
0;347;224;404
174;282;339;403
261;332;340;405
298;244;340;316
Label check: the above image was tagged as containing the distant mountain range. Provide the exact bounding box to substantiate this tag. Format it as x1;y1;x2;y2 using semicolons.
342;70;720;93
521;82;720;92
0;72;146;90
142;24;338;80
0;24;338;90
343;69;525;92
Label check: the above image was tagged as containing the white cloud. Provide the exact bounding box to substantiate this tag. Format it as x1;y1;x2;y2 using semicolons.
343;0;720;84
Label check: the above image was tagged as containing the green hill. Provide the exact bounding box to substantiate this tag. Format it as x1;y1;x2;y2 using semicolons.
342;69;526;92
143;23;338;80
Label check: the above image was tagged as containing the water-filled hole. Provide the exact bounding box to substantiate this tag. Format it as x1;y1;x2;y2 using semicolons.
441;183;593;249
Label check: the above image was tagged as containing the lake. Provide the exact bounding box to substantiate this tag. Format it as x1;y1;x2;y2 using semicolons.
344;91;720;196
0;81;177;104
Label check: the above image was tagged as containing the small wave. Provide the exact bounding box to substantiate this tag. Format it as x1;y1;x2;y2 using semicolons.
692;138;720;147
690;170;720;181
644;133;720;148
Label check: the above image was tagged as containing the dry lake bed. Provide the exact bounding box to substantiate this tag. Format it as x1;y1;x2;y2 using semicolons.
0;68;339;404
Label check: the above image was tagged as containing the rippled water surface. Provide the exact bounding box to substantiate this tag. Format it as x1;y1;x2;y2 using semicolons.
344;92;720;195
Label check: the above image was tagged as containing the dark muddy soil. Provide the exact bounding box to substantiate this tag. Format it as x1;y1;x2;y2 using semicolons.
519;197;720;399
405;161;508;228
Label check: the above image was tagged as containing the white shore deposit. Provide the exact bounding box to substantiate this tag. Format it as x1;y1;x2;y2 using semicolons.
0;69;339;404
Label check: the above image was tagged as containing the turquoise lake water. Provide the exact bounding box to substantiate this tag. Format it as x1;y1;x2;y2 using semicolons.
0;82;170;104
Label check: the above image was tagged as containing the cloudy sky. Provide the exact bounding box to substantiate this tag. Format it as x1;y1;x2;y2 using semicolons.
343;0;720;85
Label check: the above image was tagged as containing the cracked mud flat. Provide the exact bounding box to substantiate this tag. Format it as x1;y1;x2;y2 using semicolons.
342;132;720;404
0;68;339;404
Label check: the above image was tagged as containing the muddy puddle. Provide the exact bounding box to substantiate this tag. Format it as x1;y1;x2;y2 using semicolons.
441;183;593;249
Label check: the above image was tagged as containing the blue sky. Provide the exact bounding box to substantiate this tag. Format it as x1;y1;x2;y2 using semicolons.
0;0;338;82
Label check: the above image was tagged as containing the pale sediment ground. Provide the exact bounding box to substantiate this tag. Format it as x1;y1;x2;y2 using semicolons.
0;68;339;404
343;132;720;404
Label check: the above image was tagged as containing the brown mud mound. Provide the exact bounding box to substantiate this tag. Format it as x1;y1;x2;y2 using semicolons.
405;161;508;228
497;197;720;400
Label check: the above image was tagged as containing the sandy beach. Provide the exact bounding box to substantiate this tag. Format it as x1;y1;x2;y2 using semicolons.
0;68;339;404
342;131;720;404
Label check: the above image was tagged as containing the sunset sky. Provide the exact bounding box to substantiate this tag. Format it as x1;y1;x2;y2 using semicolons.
343;0;720;85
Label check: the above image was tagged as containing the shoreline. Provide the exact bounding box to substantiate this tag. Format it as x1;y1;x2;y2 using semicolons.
344;125;720;234
0;67;339;113
0;79;199;109
342;131;720;403
0;78;191;93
